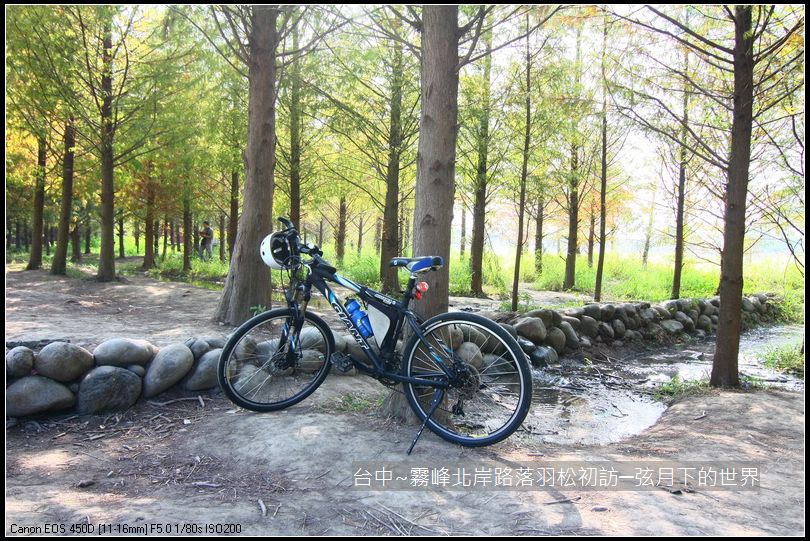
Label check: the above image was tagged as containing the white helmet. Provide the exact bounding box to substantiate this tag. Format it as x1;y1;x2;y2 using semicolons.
260;232;292;270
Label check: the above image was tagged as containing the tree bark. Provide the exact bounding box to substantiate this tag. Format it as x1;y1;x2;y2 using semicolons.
162;215;169;260
142;180;156;269
219;214;226;261
459;205;466;259
594;22;609;302
412;5;458;319
84;216;91;254
563;143;579;290
228;170;239;258
671;50;690;300
183;186;192;272
534;196;544;273
642;186;656;267
380;37;404;293
469;27;493;298
289;24;302;229
587;206;595;268
117;209;125;259
97;18;116;281
70;221;82;262
711;6;754;388
511;18;532;312
215;6;278;325
26;136;47;270
357;215;364;255
134;219;140;254
52;119;75;275
336;196;347;264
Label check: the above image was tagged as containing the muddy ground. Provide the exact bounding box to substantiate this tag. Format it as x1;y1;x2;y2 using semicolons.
5;267;806;535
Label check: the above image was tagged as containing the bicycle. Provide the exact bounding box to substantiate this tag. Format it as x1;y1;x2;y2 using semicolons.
218;217;533;453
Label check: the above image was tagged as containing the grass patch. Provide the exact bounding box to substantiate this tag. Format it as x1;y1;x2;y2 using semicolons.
653;375;711;402
761;343;805;379
331;392;385;413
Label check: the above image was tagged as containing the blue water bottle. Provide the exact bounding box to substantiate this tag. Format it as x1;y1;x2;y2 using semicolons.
345;299;373;338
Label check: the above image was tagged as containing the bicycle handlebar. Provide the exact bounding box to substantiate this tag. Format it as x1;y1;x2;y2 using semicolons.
276;216;323;260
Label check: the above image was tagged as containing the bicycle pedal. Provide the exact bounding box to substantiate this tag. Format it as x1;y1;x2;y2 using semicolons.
330;352;355;373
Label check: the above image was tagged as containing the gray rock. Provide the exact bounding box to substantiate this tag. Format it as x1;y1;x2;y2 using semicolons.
697;299;707;312
544;327;566;354
583;304;602;320
741;297;755;312
200;336;226;349
598;322;615;340
710;314;719;324
621;303;638;317
93;338;156;367
499;323;518;340
184;349;223;391
69;383;80;393
561;316;581;331
517;338;537;355
600;304;616;321
709;296;720;307
611;319;626;339
697;315;712;332
639;308;657;324
448;327;463;350
126;364;146;377
189;339;212;361
6;376;76;417
333;333;348;353
625;315;639;331
756;293;769;304
663;300;679;315
77;366;142;415
660;319;684;334
299;327;329;353
644;323;666;341
579;315;599;338
687;309;700;325
701;303;717;317
515;317;547;345
35;342;94;382
525;309;553;328
694;329;707;339
674;311;695;333
296;349;326;373
530;346;558;367
579;337;592;348
653;305;671;319
143;344;194;398
7;346;34;378
455;342;483;370
564;307;585;319
750;296;763;313
614;306;629;326
558;321;580;349
551;311;563;326
677;299;693;312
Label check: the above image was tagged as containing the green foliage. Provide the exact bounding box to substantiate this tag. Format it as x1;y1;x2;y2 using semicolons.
653;375;711;402
761;343;805;379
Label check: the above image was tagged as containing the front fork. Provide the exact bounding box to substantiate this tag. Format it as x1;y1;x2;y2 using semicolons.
281;280;312;366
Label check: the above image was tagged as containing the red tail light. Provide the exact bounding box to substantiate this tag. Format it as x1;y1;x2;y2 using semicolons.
416;282;429;293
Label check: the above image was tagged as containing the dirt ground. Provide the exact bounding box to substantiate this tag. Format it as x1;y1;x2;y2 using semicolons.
5;267;806;536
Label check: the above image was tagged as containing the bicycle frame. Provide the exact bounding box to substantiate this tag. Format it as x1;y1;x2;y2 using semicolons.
287;260;456;389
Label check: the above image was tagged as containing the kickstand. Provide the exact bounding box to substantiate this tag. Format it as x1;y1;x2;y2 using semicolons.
407;388;445;455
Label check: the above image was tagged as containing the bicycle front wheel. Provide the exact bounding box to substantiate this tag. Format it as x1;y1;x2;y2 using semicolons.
401;312;533;447
218;308;334;412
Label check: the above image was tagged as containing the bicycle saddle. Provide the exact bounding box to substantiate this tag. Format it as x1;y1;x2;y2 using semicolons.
388;256;444;273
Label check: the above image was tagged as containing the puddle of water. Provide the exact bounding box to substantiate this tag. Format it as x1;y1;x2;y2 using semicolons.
524;325;804;446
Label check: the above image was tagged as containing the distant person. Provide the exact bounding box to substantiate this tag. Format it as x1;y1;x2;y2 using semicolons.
198;221;214;262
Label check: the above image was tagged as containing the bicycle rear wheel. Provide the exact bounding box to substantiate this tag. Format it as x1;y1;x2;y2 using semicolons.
218;308;334;412
401;312;532;447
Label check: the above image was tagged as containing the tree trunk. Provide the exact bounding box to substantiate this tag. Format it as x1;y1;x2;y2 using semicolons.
70;221;82;262
26;136;47;270
134;219;140;254
459;205;466;259
228;170;239;258
15;221;22;250
563;143;579;290
117;209;125;259
357;215;363;255
162;215;169;260
470;27;493;298
183;187;192;272
711;6;753;389
587;206;595;268
642;186;656;267
534;196;544;273
318;217;324;246
44;222;52;256
97;18;116;282
84;217;91;254
380;37;404;293
219;214;226;261
142;181;156;269
594;22;609;301
52;119;75;275
336;196;347;265
671;50;690;300
511;19;532;311
214;7;278;324
374;217;381;255
289;25;302;229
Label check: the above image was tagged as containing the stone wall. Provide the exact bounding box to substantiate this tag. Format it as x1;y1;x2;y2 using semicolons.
5;293;782;419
